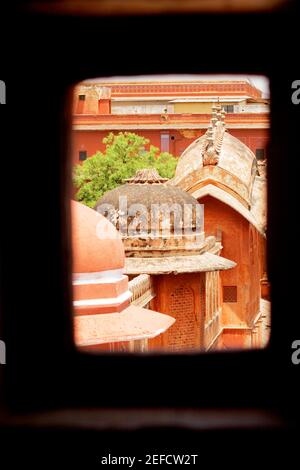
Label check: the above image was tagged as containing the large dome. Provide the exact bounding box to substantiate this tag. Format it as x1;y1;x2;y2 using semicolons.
94;169;205;257
71;200;124;274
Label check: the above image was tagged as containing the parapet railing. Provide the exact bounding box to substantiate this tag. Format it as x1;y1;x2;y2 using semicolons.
128;274;156;308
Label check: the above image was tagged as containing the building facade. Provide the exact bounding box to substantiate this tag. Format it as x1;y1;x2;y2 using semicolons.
171;104;270;348
72;80;269;164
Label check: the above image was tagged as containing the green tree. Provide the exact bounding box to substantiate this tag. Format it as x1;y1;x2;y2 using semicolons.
73;132;178;207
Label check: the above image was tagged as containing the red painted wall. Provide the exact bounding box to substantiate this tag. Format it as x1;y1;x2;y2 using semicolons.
151;272;206;351
227;129;269;156
72;128;269;165
200;196;263;328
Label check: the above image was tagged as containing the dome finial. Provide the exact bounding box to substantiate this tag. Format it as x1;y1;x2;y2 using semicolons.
213;97;222;122
203;101;226;166
125;168;168;185
220;108;226;126
206;124;214;142
211;104;218;127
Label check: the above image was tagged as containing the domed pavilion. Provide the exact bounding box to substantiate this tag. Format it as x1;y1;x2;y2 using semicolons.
95;169;236;351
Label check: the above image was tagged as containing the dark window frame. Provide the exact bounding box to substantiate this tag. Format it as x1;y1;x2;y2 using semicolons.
2;7;297;417
79;150;87;161
256;148;265;160
223;286;238;303
223;104;234;113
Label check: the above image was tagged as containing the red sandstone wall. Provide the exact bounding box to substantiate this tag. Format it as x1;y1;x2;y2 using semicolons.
71;129;200;165
227;129;269;156
72;128;268;165
151;273;206;351
72;130;107;164
221;329;252;349
82;81;262;99
200;196;263;328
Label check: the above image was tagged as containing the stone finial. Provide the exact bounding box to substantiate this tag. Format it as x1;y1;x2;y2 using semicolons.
206;124;214;140
210;104;218;127
220;108;226;126
212;99;222;121
211;117;218;127
211;104;218;115
202;104;226;166
125;168;168;185
257;159;267;178
202;126;219;166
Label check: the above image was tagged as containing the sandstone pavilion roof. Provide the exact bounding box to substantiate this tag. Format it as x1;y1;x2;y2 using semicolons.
94;169;236;275
171;104;267;235
71;200;174;348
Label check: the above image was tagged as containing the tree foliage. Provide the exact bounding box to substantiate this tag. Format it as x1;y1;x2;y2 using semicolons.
73;132;178;207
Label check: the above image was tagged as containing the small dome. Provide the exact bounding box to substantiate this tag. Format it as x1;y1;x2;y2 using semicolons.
71;200;125;274
94;169;205;257
97;179;200;212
